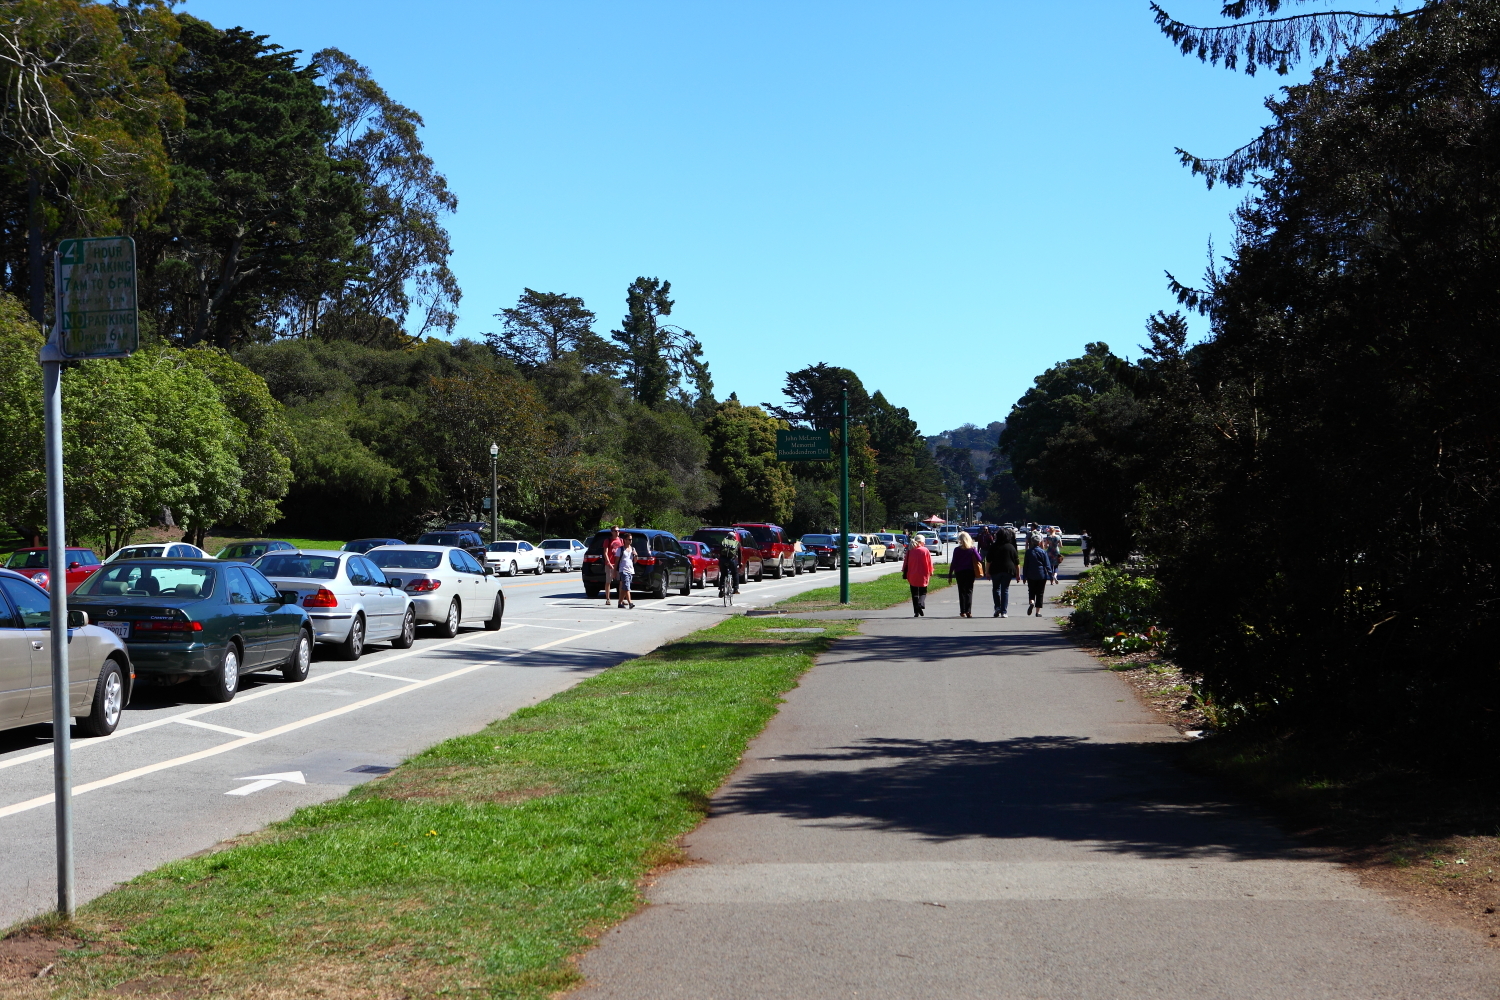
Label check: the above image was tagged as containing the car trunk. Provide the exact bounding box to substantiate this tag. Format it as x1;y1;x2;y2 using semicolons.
70;597;202;641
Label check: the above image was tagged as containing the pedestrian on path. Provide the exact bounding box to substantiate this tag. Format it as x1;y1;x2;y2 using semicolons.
1080;529;1093;567
948;531;983;618
989;525;1020;617
1045;529;1062;584
616;533;636;609
976;526;993;566
902;533;934;617
603;526;623;606
1024;531;1051;616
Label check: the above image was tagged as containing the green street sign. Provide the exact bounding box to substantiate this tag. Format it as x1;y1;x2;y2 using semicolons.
56;237;138;358
776;428;831;461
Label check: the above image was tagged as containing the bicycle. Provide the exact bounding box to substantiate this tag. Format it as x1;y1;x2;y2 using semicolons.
718;563;736;606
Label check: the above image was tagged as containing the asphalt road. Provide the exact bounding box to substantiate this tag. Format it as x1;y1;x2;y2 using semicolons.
576;567;1500;998
0;553;913;928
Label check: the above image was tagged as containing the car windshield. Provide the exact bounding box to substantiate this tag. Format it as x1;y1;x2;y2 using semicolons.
417;533;464;546
217;543;270;560
368;550;443;570
112;545;166;560
256;554;340;579
541;540;571;549
740;526;776;546
487;542;518;552
802;535;834;545
4;551;47;568
342;539;397;553
76;563;214;599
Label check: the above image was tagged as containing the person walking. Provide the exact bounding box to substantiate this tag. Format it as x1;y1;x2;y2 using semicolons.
1080;529;1092;567
948;531;983;618
616;532;636;609
989;526;1020;618
976;526;993;567
903;533;934;617
603;526;623;606
1024;531;1052;616
1044;529;1063;584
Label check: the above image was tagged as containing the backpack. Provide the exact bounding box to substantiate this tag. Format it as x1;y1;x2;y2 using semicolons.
720;534;740;559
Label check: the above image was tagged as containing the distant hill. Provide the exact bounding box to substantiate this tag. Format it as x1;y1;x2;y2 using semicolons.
926;421;1005;476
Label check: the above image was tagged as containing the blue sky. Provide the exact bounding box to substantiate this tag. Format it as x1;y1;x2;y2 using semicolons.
183;1;1292;437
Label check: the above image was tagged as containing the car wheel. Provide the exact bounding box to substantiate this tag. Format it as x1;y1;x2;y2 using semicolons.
283;630;312;682
679;572;691;597
436;599;461;638
534;561;543;575
202;643;241;703
585;584;600;599
78;658;125;737
485;592;505;630
693;572;703;589
565;557;573;572
508;561;518;577
653;571;668;599
391;606;417;648
754;563;764;582
338;614;366;661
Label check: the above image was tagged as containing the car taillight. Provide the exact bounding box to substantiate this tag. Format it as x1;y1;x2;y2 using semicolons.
135;620;203;632
583;555;601;563
636;556;656;566
303;588;339;608
406;578;441;593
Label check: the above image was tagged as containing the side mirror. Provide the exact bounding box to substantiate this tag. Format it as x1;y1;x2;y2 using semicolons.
278;590;301;606
484;566;494;576
68;561;80;570
67;610;89;628
386;577;402;589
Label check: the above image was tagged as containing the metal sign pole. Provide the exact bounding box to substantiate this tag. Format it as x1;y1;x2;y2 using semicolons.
40;258;74;917
839;389;850;605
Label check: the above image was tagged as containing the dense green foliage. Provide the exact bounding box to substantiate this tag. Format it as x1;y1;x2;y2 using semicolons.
1059;566;1163;654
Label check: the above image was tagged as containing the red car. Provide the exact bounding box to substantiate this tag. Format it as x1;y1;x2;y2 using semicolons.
680;540;723;590
688;528;765;583
733;522;796;578
3;546;103;592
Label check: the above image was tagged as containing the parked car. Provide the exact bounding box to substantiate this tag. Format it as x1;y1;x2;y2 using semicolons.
442;522;489;534
365;545;504;638
581;529;695;599
790;540;818;574
484;540;544;576
843;534;875;566
104;542;208;564
69;559;313;703
732;523;796;578
861;534;887;562
680;540;723;588
800;533;842;568
215;540;296;562
342;538;404;554
687;527;765;584
938;525;961;544
254;550;415;659
4;546;103;592
0;568;132;736
539;538;586;572
414;530;487;563
875;533;906;561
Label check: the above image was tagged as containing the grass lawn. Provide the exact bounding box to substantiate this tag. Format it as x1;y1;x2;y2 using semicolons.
774;563;954;612
6;614;860;999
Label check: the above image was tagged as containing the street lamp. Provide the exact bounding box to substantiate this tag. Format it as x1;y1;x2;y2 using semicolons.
859;480;866;534
489;442;499;543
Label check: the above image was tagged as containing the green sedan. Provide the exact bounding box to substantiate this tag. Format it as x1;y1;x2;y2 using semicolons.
70;559;313;702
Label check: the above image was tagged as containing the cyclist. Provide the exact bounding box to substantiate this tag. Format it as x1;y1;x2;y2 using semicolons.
718;531;742;595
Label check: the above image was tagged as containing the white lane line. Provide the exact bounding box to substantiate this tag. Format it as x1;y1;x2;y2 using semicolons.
348;670;420;683
0;628;526;773
0;620;634;820
174;718;256;739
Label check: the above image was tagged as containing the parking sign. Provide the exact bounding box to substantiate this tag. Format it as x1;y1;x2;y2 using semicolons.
55;237;138;358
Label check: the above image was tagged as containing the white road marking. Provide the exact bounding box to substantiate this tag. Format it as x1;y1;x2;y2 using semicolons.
175;718;256;738
348;670;420;683
0;621;634;819
225;771;306;796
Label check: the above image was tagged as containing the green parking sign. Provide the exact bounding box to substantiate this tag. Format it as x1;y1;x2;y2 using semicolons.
56;237;138;358
776;428;832;461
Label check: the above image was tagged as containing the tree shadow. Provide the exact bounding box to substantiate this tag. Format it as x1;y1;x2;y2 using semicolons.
715;735;1292;859
822;628;1094;667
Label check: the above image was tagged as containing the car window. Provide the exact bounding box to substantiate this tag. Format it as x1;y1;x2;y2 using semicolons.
4;551;46;569
519;542;533;551
541;540;568;549
0;576;48;628
488;542;518;552
77;563;214;599
359;558;390;587
243;567;280;604
455;550;484;573
257;554;340;580
225;567;254;604
0;585;18;628
368;550;442;570
346;557;373;586
76;551;100;565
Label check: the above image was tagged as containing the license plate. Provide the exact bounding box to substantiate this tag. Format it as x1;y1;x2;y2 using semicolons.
98;621;129;639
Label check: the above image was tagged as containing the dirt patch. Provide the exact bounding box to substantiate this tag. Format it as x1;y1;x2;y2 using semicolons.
1343;835;1500;942
1073;638;1210;734
372;764;557;804
0;931;78;981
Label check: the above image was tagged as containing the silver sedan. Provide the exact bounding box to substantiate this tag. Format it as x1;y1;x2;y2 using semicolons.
0;569;132;737
253;550;415;660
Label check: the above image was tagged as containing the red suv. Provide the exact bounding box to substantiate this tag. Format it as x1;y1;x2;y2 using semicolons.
3;547;102;592
733;523;796;578
688;528;765;583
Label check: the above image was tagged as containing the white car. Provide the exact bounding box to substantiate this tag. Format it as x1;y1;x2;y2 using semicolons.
483;540;544;576
366;545;505;637
103;542;208;564
0;569;132;736
539;538;586;572
254;550;415;660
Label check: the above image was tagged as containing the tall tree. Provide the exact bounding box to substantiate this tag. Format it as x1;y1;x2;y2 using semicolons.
611;277;711;406
765;363;869;429
999;342;1120;494
488;288;615;371
703;398;795;524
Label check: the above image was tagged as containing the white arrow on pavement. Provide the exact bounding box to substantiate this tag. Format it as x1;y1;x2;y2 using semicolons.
225;771;307;796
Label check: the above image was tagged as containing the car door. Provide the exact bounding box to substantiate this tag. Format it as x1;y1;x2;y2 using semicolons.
354;556;400;638
244;565;299;664
223;566;270;667
0;585;30;725
448;549;480;618
457;549;495;618
1;575;93;721
517;541;536;572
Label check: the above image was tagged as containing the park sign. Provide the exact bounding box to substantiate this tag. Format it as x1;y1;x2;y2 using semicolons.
55;237;138;358
776;428;831;461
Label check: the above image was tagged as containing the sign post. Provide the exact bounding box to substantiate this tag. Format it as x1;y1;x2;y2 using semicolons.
839;390;850;605
42;236;137;917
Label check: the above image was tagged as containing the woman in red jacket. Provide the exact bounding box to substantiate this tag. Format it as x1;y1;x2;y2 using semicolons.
902;534;935;617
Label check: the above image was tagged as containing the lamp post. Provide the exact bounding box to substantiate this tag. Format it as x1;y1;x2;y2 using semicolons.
839;388;850;604
489;442;499;542
859;481;865;534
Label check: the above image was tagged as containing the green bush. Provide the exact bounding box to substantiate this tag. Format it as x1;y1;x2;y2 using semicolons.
1061;566;1163;646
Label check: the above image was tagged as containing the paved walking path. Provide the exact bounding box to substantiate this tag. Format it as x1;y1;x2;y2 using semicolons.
575;566;1500;998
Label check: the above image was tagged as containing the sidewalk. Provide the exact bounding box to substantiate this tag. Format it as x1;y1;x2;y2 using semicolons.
574;570;1500;998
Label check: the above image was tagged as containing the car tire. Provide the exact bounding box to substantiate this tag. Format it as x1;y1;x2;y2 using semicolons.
679;573;691;596
508;561;518;577
534;562;543;575
485;592;505;630
565;557;573;572
754;563;764;583
338;614;366;661
202;643;241;703
436;599;461;638
283;629;313;682
585;585;600;599
693;573;703;589
78;658;125;737
391;607;416;648
768;558;782;579
653;571;668;599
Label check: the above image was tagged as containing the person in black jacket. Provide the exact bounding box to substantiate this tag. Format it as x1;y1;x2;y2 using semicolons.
1023;532;1052;616
988;527;1020;617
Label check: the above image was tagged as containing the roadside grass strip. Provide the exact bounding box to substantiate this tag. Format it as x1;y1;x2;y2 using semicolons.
773;564;954;612
6;614;858;999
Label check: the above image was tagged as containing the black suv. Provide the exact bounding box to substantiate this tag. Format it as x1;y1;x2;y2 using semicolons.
581;529;694;600
416;530;487;562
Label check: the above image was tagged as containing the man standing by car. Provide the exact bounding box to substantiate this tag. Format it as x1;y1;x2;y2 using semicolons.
603;526;624;607
718;531;741;594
